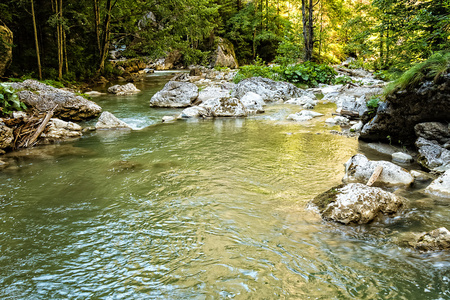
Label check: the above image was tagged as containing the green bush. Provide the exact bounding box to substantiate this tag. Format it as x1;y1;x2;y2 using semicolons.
233;61;337;87
366;97;381;110
0;83;27;116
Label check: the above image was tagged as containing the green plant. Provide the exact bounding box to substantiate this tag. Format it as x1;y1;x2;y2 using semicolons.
334;75;352;85
385;51;450;95
366;97;381;109
0;83;27;116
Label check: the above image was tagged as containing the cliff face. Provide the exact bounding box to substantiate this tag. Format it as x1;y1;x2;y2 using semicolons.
0;25;13;77
360;73;450;145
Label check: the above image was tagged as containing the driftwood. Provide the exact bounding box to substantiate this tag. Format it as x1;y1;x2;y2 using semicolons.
366;166;383;186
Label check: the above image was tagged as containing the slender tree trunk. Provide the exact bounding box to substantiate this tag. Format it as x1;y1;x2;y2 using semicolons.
301;0;314;61
308;0;314;59
98;0;113;73
64;30;68;73
93;0;101;58
237;0;241;11
31;0;42;80
266;0;268;30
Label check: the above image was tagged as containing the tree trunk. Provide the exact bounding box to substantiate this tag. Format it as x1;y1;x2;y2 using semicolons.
301;0;314;61
98;0;113;73
93;0;101;58
31;0;42;80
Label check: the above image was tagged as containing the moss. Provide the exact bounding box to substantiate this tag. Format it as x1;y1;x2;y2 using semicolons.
310;184;345;212
385;51;450;96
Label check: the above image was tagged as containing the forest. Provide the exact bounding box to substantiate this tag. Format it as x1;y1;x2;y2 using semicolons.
0;0;448;82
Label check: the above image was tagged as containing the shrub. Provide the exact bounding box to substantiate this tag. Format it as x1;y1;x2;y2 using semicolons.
0;83;26;116
334;75;352;85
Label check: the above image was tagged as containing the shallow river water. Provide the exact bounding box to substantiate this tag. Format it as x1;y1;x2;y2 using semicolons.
0;72;449;299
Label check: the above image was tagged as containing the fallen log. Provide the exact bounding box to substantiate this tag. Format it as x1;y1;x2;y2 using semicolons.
366;166;383;186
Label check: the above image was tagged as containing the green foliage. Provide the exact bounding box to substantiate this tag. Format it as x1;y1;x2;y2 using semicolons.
41;79;64;89
0;83;26;116
385;51;450;95
334;75;352;85
366;97;381;110
233;61;336;87
283;62;337;86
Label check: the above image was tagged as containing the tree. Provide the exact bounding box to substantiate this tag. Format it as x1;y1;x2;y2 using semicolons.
31;0;42;79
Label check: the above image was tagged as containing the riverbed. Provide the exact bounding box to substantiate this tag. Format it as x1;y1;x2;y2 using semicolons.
0;72;449;299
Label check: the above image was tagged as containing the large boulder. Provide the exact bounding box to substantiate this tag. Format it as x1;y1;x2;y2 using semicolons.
425;170;450;198
239;92;265;114
0;25;13;76
231;77;314;102
95;111;132;130
0;123;14;149
200;97;247;117
12;80;102;121
149;81;198;108
360;74;450;145
343;154;414;187
308;183;405;224
415;137;450;172
197;85;233;104
209;37;239;69
413;227;450;252
107;83;140;95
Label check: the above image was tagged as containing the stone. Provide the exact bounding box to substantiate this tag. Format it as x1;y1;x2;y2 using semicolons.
149;81;199;108
0;25;13;76
95;111;132;130
360;74;450;145
231;77;315;102
12;80;102;121
180;106;208;118
425;170;450;198
189;68;202;77
107;83;140;95
392;152;413;163
287;110;323;122
343;154;414;187
414;122;450;145
200;97;247;117
239;92;265;114
0;124;14;149
41;118;82;141
350;121;364;132
285;96;318;109
410;170;433;182
415;137;450;172
209;37;239;69
308;183;405;224
414;227;450;251
325;116;349;126
162;116;176;123
197;85;233;104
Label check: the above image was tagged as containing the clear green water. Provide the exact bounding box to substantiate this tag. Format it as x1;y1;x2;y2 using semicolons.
0;73;449;299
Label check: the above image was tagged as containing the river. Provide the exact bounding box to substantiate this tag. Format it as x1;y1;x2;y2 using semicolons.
0;72;449;299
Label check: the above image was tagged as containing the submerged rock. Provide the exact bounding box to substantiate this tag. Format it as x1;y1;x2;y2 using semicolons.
231;77;314;102
308;183;405;224
12;80;102;121
107;83;140;95
95;111;132;130
343;154;414;187
149;81;198;108
413;227;450;252
425;170;450;198
162;116;177;123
